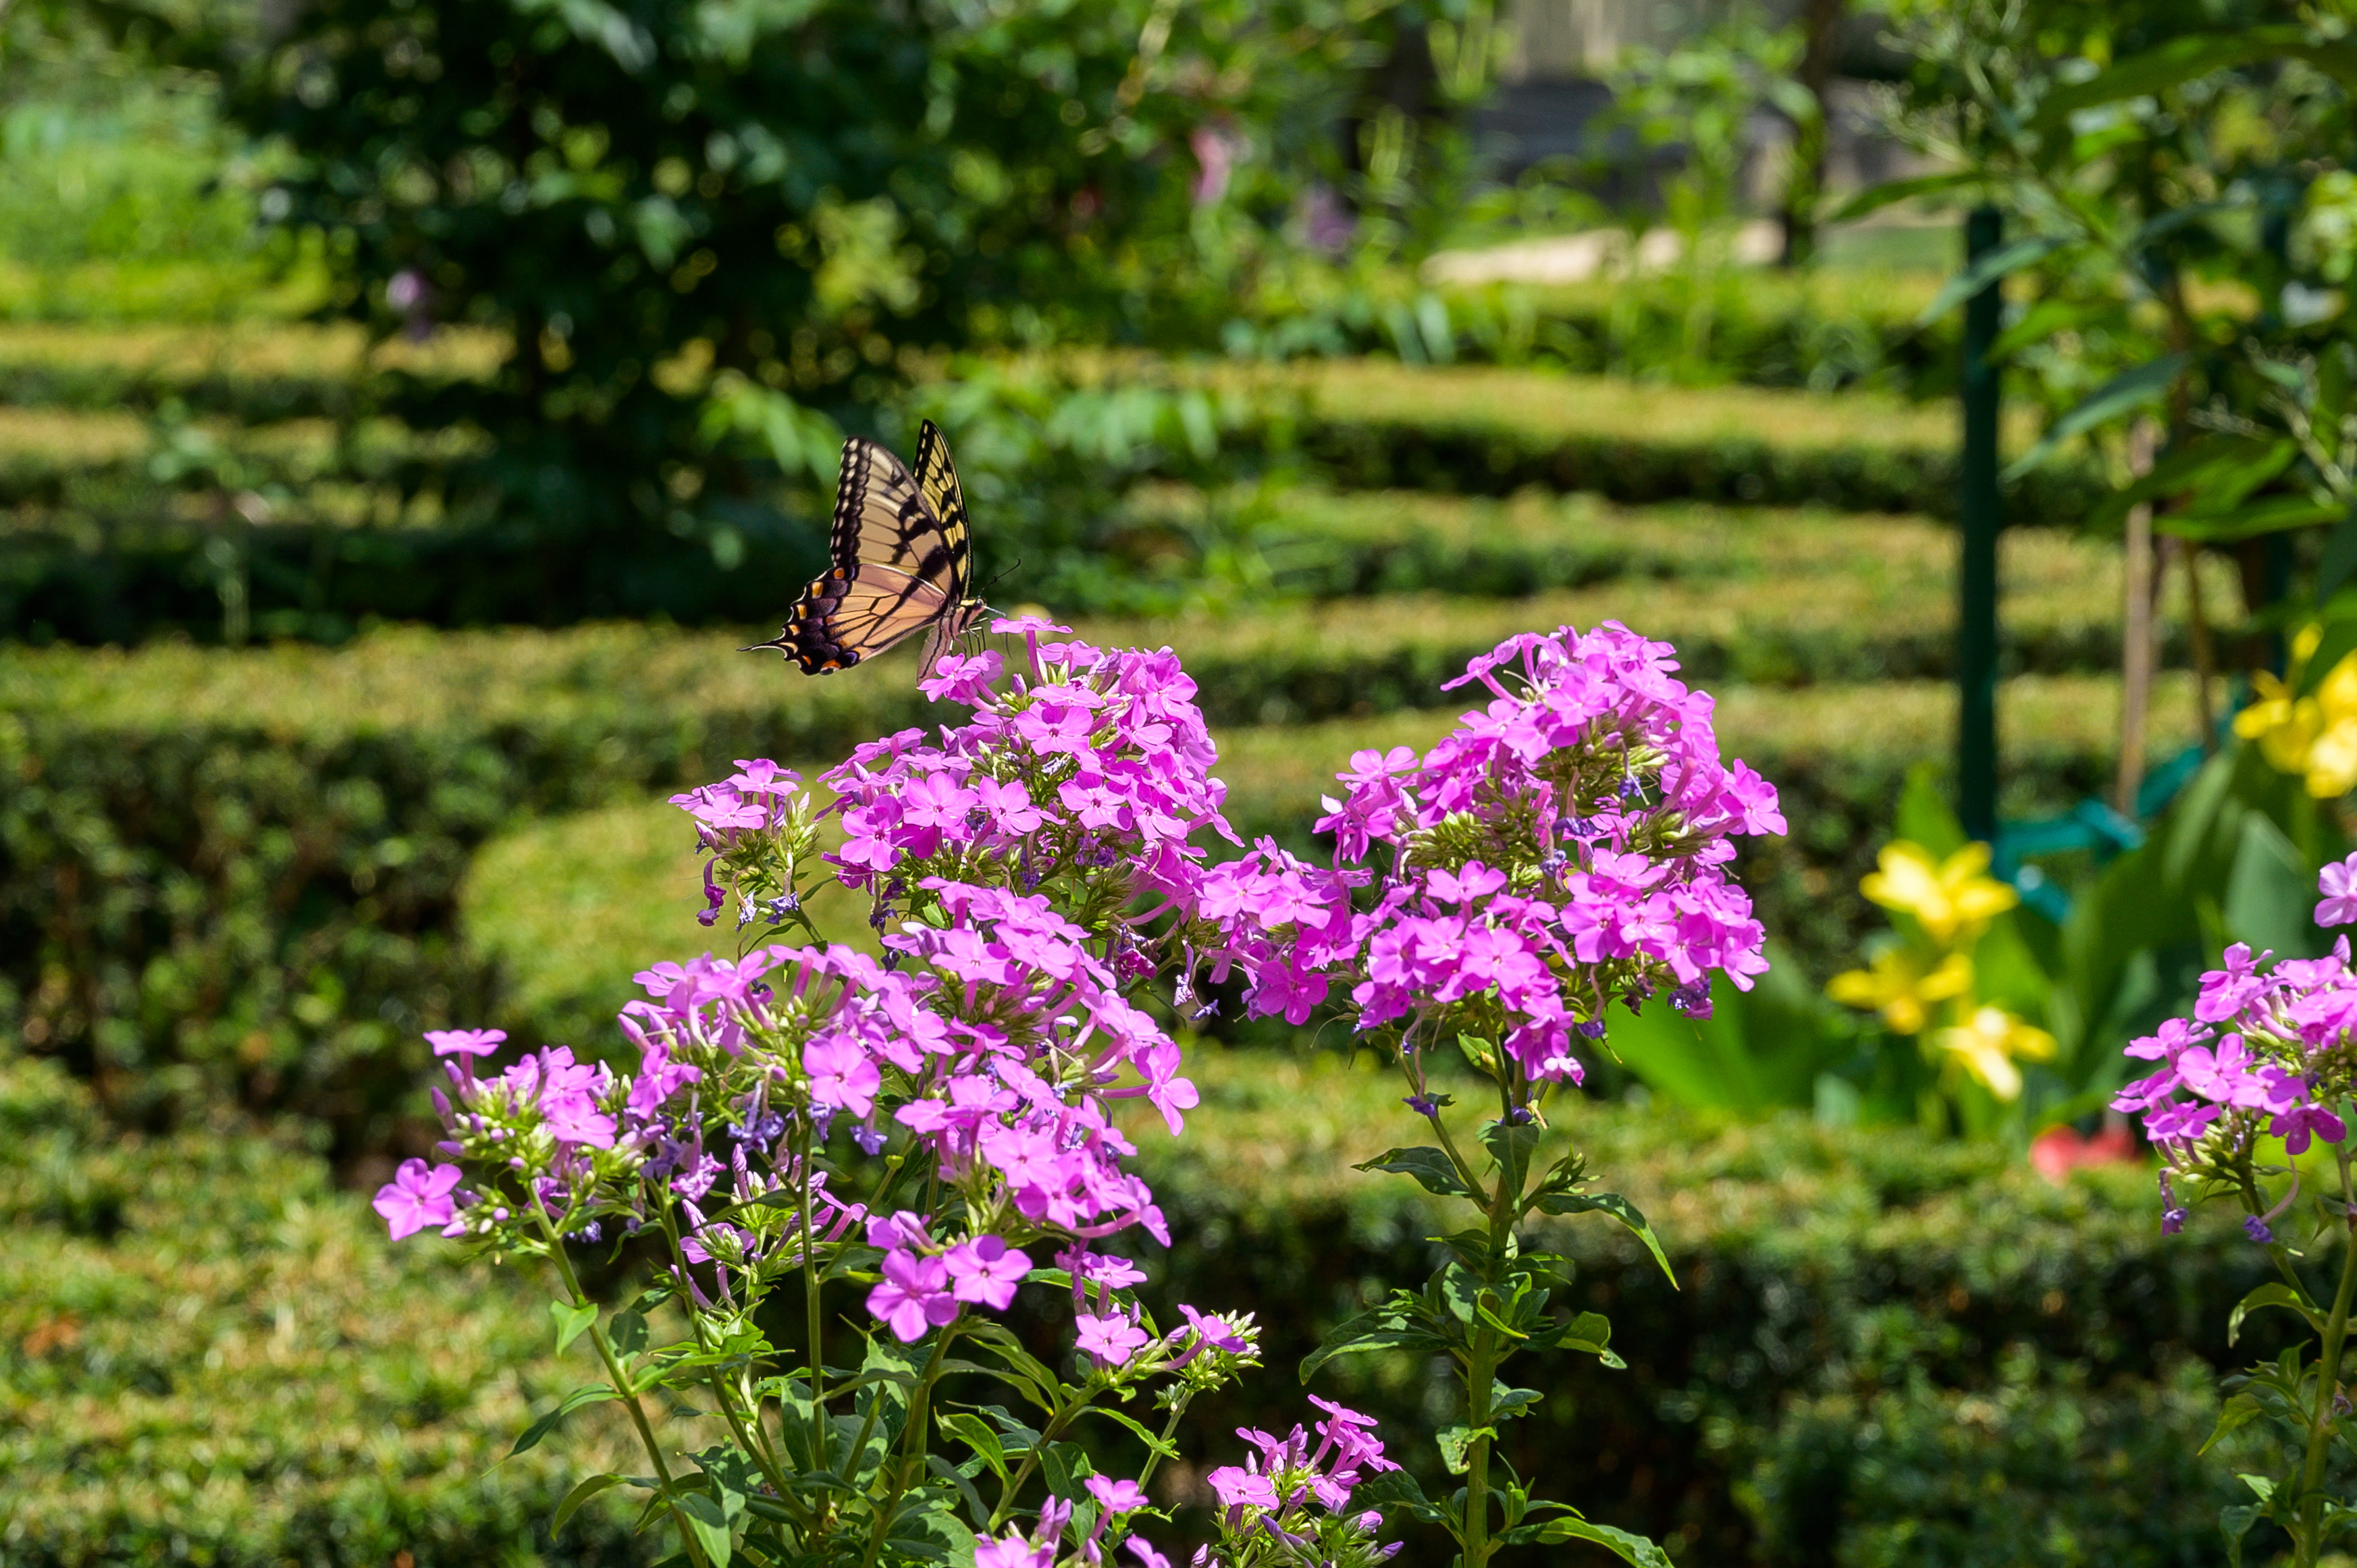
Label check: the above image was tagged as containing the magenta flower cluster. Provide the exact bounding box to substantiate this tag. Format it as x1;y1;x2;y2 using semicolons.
1205;622;1782;1085
822;616;1238;962
2114;853;2357;1235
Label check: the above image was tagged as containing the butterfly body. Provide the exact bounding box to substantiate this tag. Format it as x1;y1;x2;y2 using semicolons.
749;419;988;675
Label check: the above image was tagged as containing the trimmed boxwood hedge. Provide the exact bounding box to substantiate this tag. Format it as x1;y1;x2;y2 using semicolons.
0;1045;2288;1568
0;1047;654;1568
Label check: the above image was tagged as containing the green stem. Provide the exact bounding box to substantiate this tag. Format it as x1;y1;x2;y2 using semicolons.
656;1209;805;1529
2293;1147;2357;1567
798;1121;828;1465
539;1216;712;1568
986;1377;1107;1531
862;1323;961;1568
1459;1110;1522;1568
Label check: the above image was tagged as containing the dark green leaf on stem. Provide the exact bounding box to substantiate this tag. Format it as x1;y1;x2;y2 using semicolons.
1356;1145;1476;1199
510;1384;619;1457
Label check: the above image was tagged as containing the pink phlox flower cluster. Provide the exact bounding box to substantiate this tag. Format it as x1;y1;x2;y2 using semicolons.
1196;843;1364;1025
1259;623;1779;1076
1198;1399;1402;1564
822;622;1240;952
670;760;807;926
2115;936;2356;1178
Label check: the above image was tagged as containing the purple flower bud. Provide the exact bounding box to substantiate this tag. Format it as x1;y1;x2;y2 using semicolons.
853;1125;887;1156
1575;1019;1608;1039
2246;1215;2273;1243
1404;1095;1437;1116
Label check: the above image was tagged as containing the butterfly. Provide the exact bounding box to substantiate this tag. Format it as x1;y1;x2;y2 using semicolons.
747;419;990;676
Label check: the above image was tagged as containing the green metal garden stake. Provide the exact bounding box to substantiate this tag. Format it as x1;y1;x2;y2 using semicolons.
1959;205;2003;844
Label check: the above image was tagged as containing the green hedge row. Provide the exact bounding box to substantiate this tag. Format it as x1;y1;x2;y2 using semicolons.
1263;412;2107;526
0;1048;653;1567
0;1045;2283;1567
3;620;2187;1146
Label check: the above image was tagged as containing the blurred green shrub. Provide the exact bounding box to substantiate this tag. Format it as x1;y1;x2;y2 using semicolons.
0;1044;651;1566
1741;1353;2273;1567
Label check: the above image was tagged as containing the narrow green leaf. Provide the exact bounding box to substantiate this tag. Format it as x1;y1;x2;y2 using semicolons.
676;1490;735;1568
1827;170;1984;223
2231;1282;2324;1345
550;1299;598;1353
1352;1469;1448;1524
1537;1517;1676;1567
2002;352;2190;481
2160;495;2341;543
1917;234;2070;327
2202;1393;2267;1456
552;1471;627;1533
510;1384;620;1457
1078;1403;1181;1457
2033;28;2357;130
608;1308;648;1359
1530;1191;1678;1287
1354;1145;1475;1199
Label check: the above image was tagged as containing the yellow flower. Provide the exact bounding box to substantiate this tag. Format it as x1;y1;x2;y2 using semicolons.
1931;1004;2057;1102
1859;841;2019;946
1827;949;1973;1035
2237;630;2357;799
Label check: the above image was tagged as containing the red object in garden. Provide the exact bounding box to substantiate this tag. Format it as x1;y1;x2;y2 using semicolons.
2030;1123;2139;1183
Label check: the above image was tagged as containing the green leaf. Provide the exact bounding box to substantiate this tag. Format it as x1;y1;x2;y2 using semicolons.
552;1471;627;1533
1352;1468;1448;1525
2316;502;2357;607
1533;1310;1622;1366
1491;1384;1544;1422
2034;28;2357;130
1437;1423;1491;1475
2202;1393;2267;1457
1530;1191;1677;1287
511;1384;620;1456
2223;1502;2263;1568
1478;1118;1543;1197
676;1490;735;1568
1078;1403;1180;1457
2002;353;2190;481
1354;1146;1475;1199
2230;1282;2325;1347
609;1308;649;1359
1536;1517;1676;1567
550;1299;598;1353
2302;602;2357;696
1917;234;2070;327
2162;495;2343;543
2082;435;2286;536
1300;1305;1448;1381
1828;170;1985;223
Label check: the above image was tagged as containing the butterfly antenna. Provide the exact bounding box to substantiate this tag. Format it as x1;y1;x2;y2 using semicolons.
982;558;1022;599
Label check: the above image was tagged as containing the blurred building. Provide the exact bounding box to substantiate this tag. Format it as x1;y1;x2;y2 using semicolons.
1477;0;1924;203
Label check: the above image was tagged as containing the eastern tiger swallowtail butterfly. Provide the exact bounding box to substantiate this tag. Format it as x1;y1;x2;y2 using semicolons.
745;419;990;676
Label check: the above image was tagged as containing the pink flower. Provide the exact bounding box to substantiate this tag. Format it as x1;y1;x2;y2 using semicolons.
2321;853;2357;927
805;1035;881;1118
1204;1465;1278;1509
373;1159;461;1240
1087;1474;1148;1515
1074;1308;1153;1367
975;1533;1054;1568
867;1248;959;1343
944;1234;1032;1310
424;1028;506;1058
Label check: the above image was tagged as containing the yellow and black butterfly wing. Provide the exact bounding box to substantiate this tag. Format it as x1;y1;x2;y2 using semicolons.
906;419;991;670
747;421;987;675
